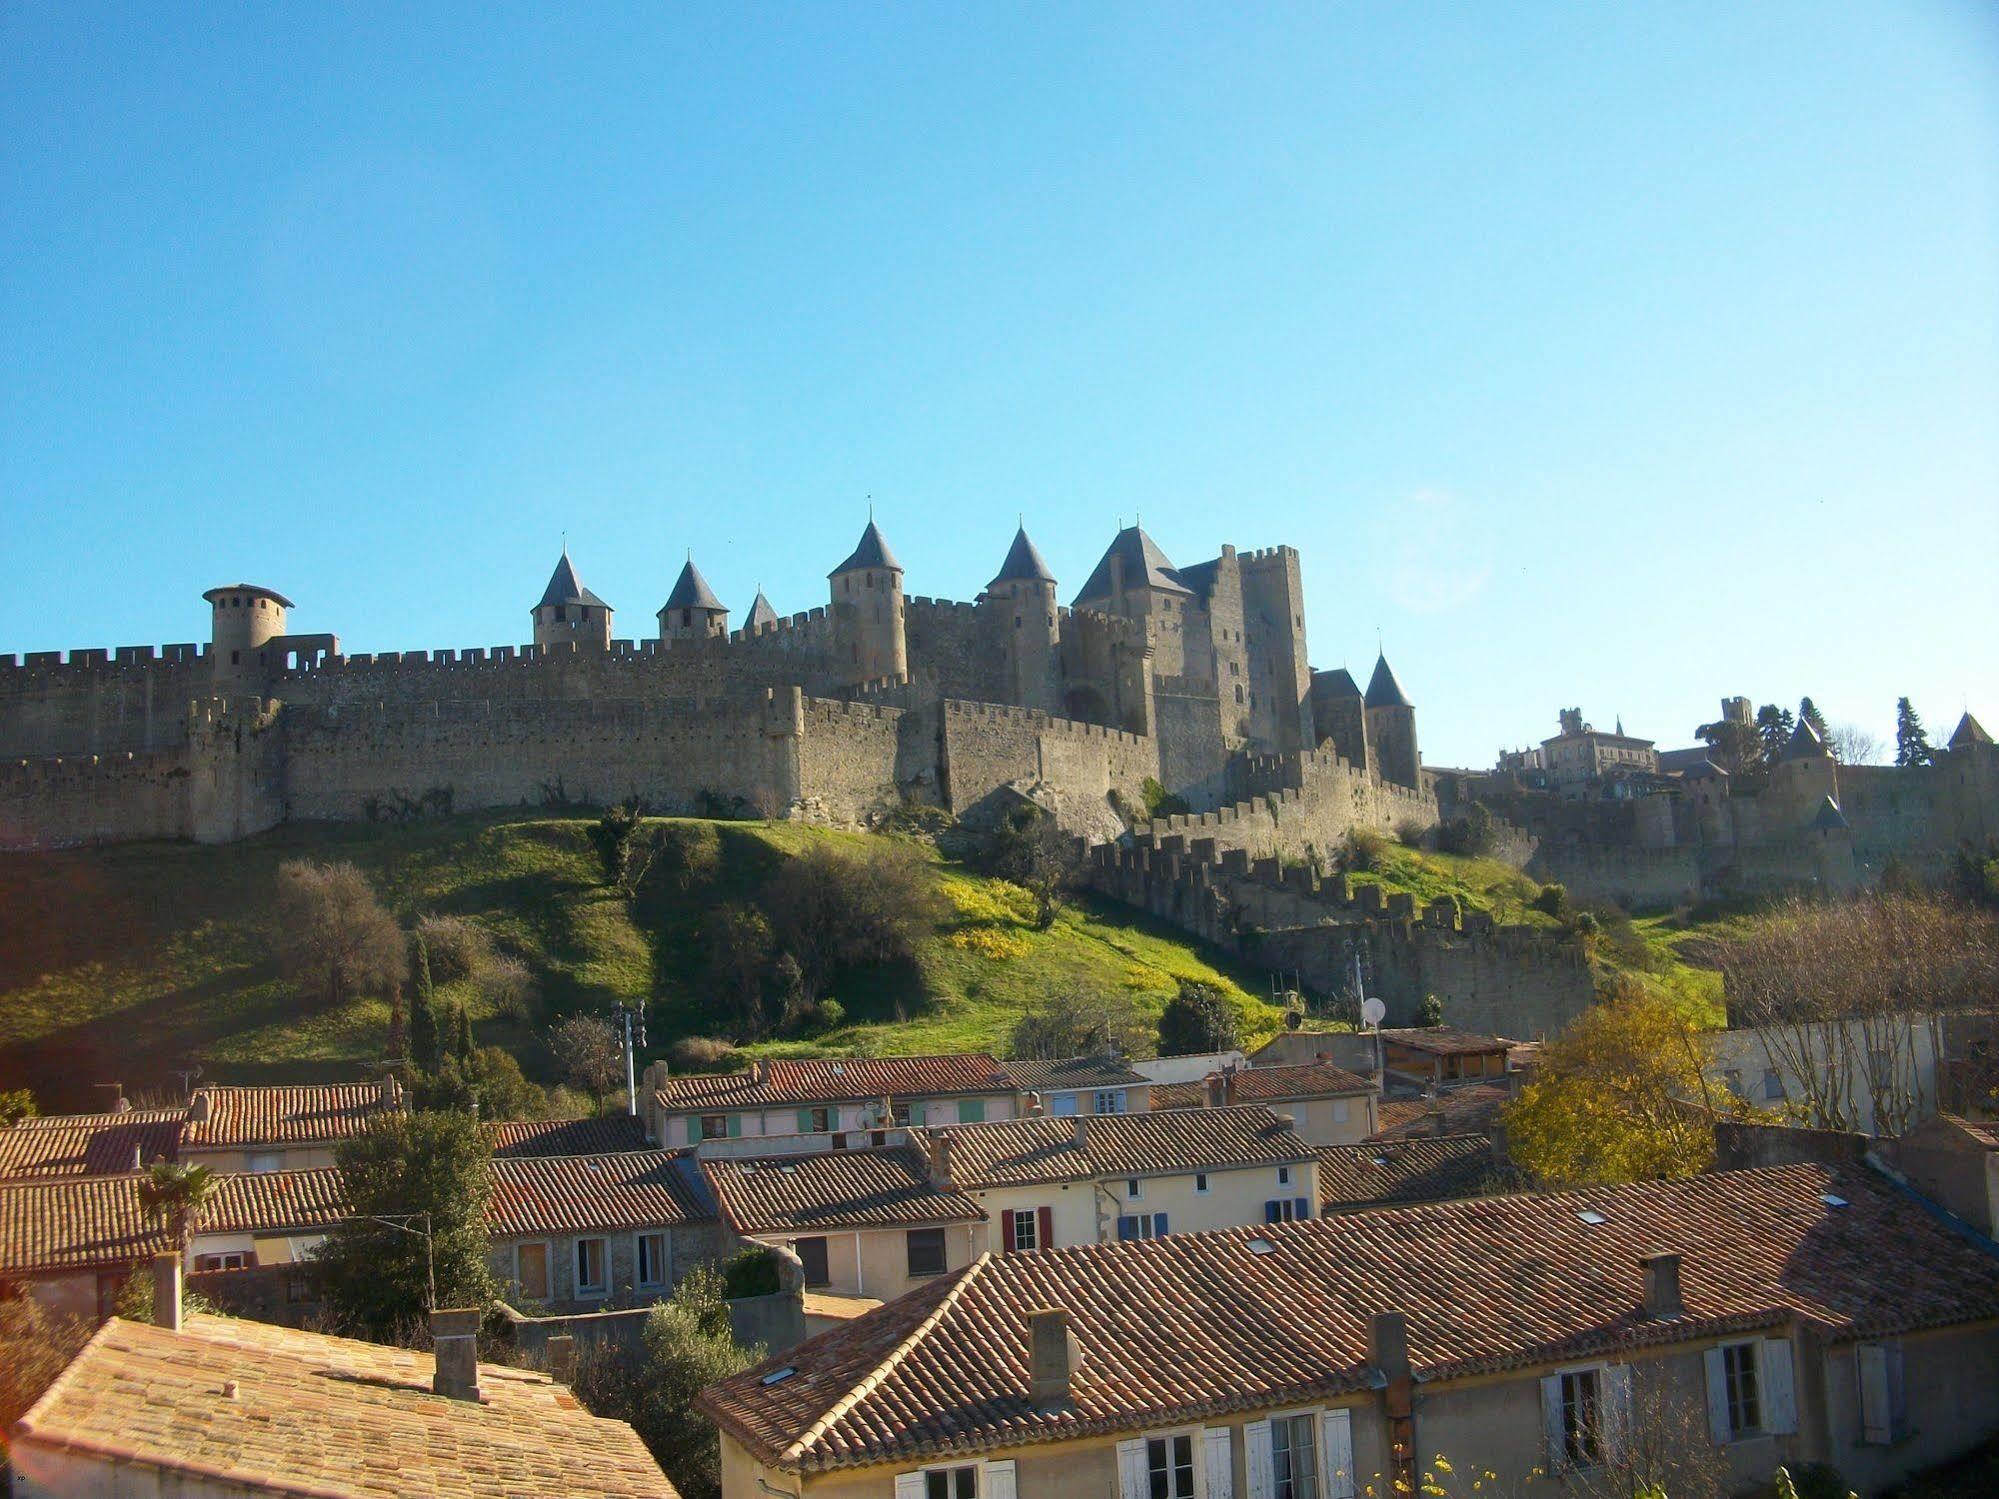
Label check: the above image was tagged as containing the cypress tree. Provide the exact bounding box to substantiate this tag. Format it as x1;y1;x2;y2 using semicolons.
1798;696;1829;743
409;937;442;1076
453;1003;475;1065
1895;697;1935;768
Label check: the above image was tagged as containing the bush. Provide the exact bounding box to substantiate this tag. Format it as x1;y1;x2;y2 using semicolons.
272;859;408;1009
758;843;941;1005
478;953;537;1024
811;998;847;1031
414;914;493;984
1010;988;1150;1060
1;1293;89;1436
1139;777;1191;820
1416;992;1444;1027
721;1246;781;1299
1340;825;1389;874
1158;981;1240;1057
1435;802;1497;857
1532;883;1569;919
668;1036;740;1073
1393;818;1426;847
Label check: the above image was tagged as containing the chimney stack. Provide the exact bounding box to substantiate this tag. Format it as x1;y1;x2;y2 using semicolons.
431;1309;484;1401
1222;1069;1238;1107
187;1092;211;1123
379;1073;402;1108
131;1143;145;1171
751;1059;767;1085
1640;1252;1683;1320
932;1131;956;1190
1028;1307;1079;1410
152;1252;183;1331
1072;1113;1090;1148
1371;1312;1416;1495
547;1334;576;1385
1204;1072;1225;1109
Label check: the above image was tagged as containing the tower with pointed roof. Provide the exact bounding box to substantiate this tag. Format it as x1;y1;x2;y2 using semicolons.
657;557;728;642
1940;712;1998;849
982;525;1061;712
531;549;612;650
1769;713;1839;833
828;519;906;685
1363;652;1421;789
743;589;780;634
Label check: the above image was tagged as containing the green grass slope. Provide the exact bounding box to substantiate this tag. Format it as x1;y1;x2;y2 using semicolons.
0;813;1283;1109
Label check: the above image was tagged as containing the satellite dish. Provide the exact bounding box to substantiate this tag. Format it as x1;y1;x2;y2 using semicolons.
1360;997;1387;1028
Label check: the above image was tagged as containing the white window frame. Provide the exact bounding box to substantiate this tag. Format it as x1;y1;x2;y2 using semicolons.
575;1236;610;1299
1277;1165;1291;1187
1195;1172;1211;1195
194;1251;248;1273
1094;1089;1129;1114
1127;1177;1144;1200
893;1459;1015;1499
1245;1404;1357;1499
1539;1360;1630;1473
245;1150;284;1174
1117;1426;1206;1499
1704;1337;1796;1445
1009;1210;1039;1253
635;1231;668;1291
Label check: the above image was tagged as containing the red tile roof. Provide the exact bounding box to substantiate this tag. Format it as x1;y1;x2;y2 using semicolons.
485;1152;712;1237
1378;1026;1511;1057
1316;1135;1503;1210
15;1314;678;1498
182;1085;399;1149
655;1055;1015;1112
934;1105;1314;1189
487;1115;653;1157
0;1110;184;1181
1371;1082;1513;1139
1148;1062;1373;1111
699;1163;1999;1475
204;1168;352;1235
701;1147;984;1236
1001;1057;1151;1093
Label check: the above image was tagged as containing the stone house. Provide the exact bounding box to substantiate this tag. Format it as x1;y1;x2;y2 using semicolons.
646;1055;1021;1149
922;1105;1321;1255
1147;1064;1377;1146
698;1163;1999;1499
1375;1027;1512;1092
486;1149;721;1313
1704;1015;1946;1136
0;1107;185;1183
1001;1056;1153;1117
700;1145;986;1302
1889;1114;1999;1235
179;1080;402;1173
11;1258;678;1497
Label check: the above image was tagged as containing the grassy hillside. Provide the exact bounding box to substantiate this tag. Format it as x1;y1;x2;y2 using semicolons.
0;813;1283;1109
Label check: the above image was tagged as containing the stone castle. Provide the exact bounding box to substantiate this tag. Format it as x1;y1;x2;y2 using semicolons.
0;521;1441;852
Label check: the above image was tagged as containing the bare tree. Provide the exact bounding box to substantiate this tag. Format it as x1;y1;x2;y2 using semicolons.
272;859;408;1008
550;1014;627;1113
1715;893;1999;1134
1827;722;1884;766
1568;1354;1733;1499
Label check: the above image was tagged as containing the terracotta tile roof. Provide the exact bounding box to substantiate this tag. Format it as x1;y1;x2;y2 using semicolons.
485;1151;713;1237
1378;1026;1511;1057
1001;1056;1150;1093
0;1175;172;1274
0;1110;184;1181
1372;1082;1513;1140
702;1147;984;1236
1148;1063;1373;1111
487;1115;653;1157
15;1313;677;1498
182;1084;399;1150
1316;1136;1502;1210
699;1164;1999;1475
0;1169;353;1276
656;1055;1015;1112
935;1105;1314;1189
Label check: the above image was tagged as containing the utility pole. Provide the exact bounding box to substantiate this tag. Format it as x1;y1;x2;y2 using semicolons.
610;1003;647;1116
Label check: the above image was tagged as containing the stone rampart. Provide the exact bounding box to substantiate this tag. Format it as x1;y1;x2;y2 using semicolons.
1132;748;1440;864
937;699;1157;827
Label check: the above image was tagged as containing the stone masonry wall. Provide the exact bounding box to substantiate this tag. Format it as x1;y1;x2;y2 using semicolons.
937;700;1157;827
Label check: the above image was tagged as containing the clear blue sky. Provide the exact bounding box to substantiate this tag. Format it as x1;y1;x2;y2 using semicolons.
3;3;1994;767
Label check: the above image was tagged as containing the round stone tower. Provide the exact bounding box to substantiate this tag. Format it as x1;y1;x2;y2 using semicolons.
828;519;906;684
984;525;1060;712
657;557;729;642
203;583;294;680
532;548;613;650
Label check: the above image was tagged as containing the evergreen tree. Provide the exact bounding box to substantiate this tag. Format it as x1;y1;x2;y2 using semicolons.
1754;704;1794;762
1798;696;1829;743
453;1003;475;1065
409;937;442;1076
1157;981;1240;1057
1895;697;1935;768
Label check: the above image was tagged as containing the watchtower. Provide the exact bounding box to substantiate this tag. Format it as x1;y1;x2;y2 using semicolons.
983;525;1060;712
531;549;613;650
1364;652;1421;789
828;519;906;684
658;557;728;642
203;584;294;681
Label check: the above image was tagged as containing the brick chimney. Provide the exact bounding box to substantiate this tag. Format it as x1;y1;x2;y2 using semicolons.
932;1131;957;1190
431;1308;483;1401
1028;1306;1079;1411
751;1058;767;1085
1204;1072;1225;1108
1371;1312;1415;1494
1222;1069;1238;1107
547;1334;576;1385
152;1252;183;1331
187;1092;211;1123
1641;1252;1683;1320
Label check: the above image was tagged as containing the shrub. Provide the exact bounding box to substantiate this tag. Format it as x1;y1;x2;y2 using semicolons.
1435;802;1497;856
668;1036;740;1073
1416;992;1445;1027
1394;818;1426;847
721;1246;780;1300
1532;883;1569;919
1340;824;1389;874
271;859;407;1009
478;953;537;1024
1139;777;1191;820
550;1015;627;1112
414;914;492;984
1010;989;1149;1060
812;998;847;1031
1158;981;1240;1057
758;843;941;1005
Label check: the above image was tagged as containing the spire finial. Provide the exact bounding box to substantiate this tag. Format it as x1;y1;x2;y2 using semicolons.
867;495;874;522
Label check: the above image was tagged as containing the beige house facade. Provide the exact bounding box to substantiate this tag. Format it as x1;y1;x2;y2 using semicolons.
647;1055;1021;1149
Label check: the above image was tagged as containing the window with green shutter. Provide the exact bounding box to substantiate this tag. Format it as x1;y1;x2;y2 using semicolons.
726;1114;743;1138
959;1099;985;1123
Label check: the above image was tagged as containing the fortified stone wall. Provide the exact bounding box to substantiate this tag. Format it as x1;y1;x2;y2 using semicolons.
1151;680;1232;811
903;598;1010;708
0;647;209;757
1087;841;1594;1039
0;745;192;848
936;700;1156;826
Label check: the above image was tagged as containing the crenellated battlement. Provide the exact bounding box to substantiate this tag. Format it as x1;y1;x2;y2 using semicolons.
940;697;1145;748
0;643;207;681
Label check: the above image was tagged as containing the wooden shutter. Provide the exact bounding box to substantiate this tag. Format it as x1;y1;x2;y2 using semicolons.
797;1108;816;1134
1703;1347;1732;1444
1036;1206;1054;1250
1858;1344;1892;1444
1117;1437;1148;1499
1602;1364;1633;1463
1203;1426;1234;1499
960;1098;986;1123
894;1473;925;1499
980;1458;1017;1499
1319;1408;1356;1499
1293;1197;1310;1220
1001;1209;1018;1252
1264;1200;1281;1223
1540;1374;1565;1469
726;1113;743;1139
1243;1419;1273;1499
1762;1339;1797;1435
1155;1211;1169;1237
1118;1215;1138;1241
